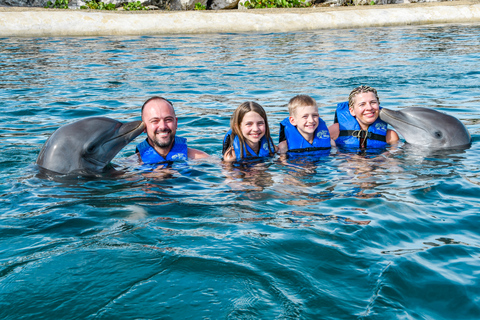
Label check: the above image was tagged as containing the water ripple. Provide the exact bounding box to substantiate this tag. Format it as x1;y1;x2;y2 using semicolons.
1;23;480;319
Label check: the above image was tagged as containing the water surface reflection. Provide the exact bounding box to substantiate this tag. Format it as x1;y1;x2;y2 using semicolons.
1;24;480;319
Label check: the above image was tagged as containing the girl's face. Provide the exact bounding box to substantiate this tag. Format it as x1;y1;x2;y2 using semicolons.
240;111;266;148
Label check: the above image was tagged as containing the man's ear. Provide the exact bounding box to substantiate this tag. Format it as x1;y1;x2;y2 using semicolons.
289;116;297;126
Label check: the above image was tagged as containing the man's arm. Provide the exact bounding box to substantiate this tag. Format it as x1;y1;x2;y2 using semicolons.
187;147;209;160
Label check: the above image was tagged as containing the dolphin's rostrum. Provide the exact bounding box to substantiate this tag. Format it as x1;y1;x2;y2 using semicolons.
36;117;145;174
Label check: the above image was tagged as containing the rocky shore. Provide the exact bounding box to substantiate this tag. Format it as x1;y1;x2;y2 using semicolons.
0;0;479;37
0;0;478;11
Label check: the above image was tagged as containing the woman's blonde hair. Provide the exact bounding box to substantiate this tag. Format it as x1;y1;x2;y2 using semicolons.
229;101;275;159
348;85;379;110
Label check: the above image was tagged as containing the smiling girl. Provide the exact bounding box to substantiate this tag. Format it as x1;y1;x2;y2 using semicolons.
222;101;277;162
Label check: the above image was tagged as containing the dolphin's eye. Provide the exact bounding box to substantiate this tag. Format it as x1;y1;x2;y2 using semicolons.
86;145;96;153
434;131;443;139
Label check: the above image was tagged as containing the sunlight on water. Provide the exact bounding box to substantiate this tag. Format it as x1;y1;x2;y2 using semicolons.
1;23;480;319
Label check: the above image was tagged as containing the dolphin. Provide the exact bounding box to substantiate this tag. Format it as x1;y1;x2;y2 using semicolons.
379;107;471;149
36;117;145;175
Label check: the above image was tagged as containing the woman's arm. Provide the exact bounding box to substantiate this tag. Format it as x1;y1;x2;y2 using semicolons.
386;129;400;144
328;123;340;141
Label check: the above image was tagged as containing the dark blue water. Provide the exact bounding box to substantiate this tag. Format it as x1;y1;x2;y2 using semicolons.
1;24;480;319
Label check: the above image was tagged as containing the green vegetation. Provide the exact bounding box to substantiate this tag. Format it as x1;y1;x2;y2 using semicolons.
123;1;149;10
194;2;206;9
242;0;310;9
81;0;116;9
44;0;69;8
79;0;148;10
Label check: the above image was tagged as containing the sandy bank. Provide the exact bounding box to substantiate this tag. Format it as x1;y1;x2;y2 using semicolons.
1;0;480;37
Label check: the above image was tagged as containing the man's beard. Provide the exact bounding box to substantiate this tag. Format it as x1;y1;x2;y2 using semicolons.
153;130;174;149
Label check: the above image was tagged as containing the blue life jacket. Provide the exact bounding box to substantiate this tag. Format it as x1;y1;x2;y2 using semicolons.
334;101;388;149
136;137;188;164
223;130;274;161
279;117;331;156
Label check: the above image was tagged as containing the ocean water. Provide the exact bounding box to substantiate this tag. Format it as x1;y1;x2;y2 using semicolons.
1;23;480;319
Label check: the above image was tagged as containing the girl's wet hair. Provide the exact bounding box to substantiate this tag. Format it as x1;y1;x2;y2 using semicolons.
228;101;275;159
348;85;379;109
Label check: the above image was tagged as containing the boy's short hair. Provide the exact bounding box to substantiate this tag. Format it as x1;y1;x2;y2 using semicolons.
287;95;317;116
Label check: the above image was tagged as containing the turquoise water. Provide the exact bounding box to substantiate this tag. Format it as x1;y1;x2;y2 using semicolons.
1;24;480;319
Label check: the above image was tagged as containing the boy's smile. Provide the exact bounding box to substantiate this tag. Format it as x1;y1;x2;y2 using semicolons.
289;105;319;144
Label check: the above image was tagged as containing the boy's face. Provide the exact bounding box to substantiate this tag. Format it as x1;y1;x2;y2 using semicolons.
289;105;319;138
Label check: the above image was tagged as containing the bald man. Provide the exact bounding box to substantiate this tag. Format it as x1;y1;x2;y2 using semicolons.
136;96;208;163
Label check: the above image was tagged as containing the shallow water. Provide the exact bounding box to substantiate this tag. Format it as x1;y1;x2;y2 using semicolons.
1;24;480;319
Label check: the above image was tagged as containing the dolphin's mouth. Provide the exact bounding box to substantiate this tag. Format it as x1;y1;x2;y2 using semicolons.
381;110;426;132
88;121;145;168
84;157;107;166
104;121;145;143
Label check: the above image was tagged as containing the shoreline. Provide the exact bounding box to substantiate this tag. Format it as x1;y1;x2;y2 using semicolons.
1;0;480;37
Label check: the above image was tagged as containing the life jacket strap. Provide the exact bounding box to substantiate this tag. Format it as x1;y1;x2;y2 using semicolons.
223;132;232;155
288;147;331;153
339;130;386;142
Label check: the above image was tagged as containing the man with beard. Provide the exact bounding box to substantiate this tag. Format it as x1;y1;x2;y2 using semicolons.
136;96;209;164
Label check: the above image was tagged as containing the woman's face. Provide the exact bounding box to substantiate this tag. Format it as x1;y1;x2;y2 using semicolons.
349;91;380;130
240;111;266;148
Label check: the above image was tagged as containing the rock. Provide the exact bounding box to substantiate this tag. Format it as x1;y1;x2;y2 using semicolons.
0;0;45;6
237;0;247;9
146;0;171;9
0;0;452;9
211;0;239;9
169;0;206;9
100;0;123;5
71;0;85;8
0;0;162;8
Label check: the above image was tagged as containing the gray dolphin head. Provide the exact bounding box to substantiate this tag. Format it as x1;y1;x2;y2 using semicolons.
379;107;471;149
36;117;145;175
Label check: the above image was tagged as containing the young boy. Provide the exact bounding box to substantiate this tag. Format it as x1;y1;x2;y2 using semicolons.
278;95;334;155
